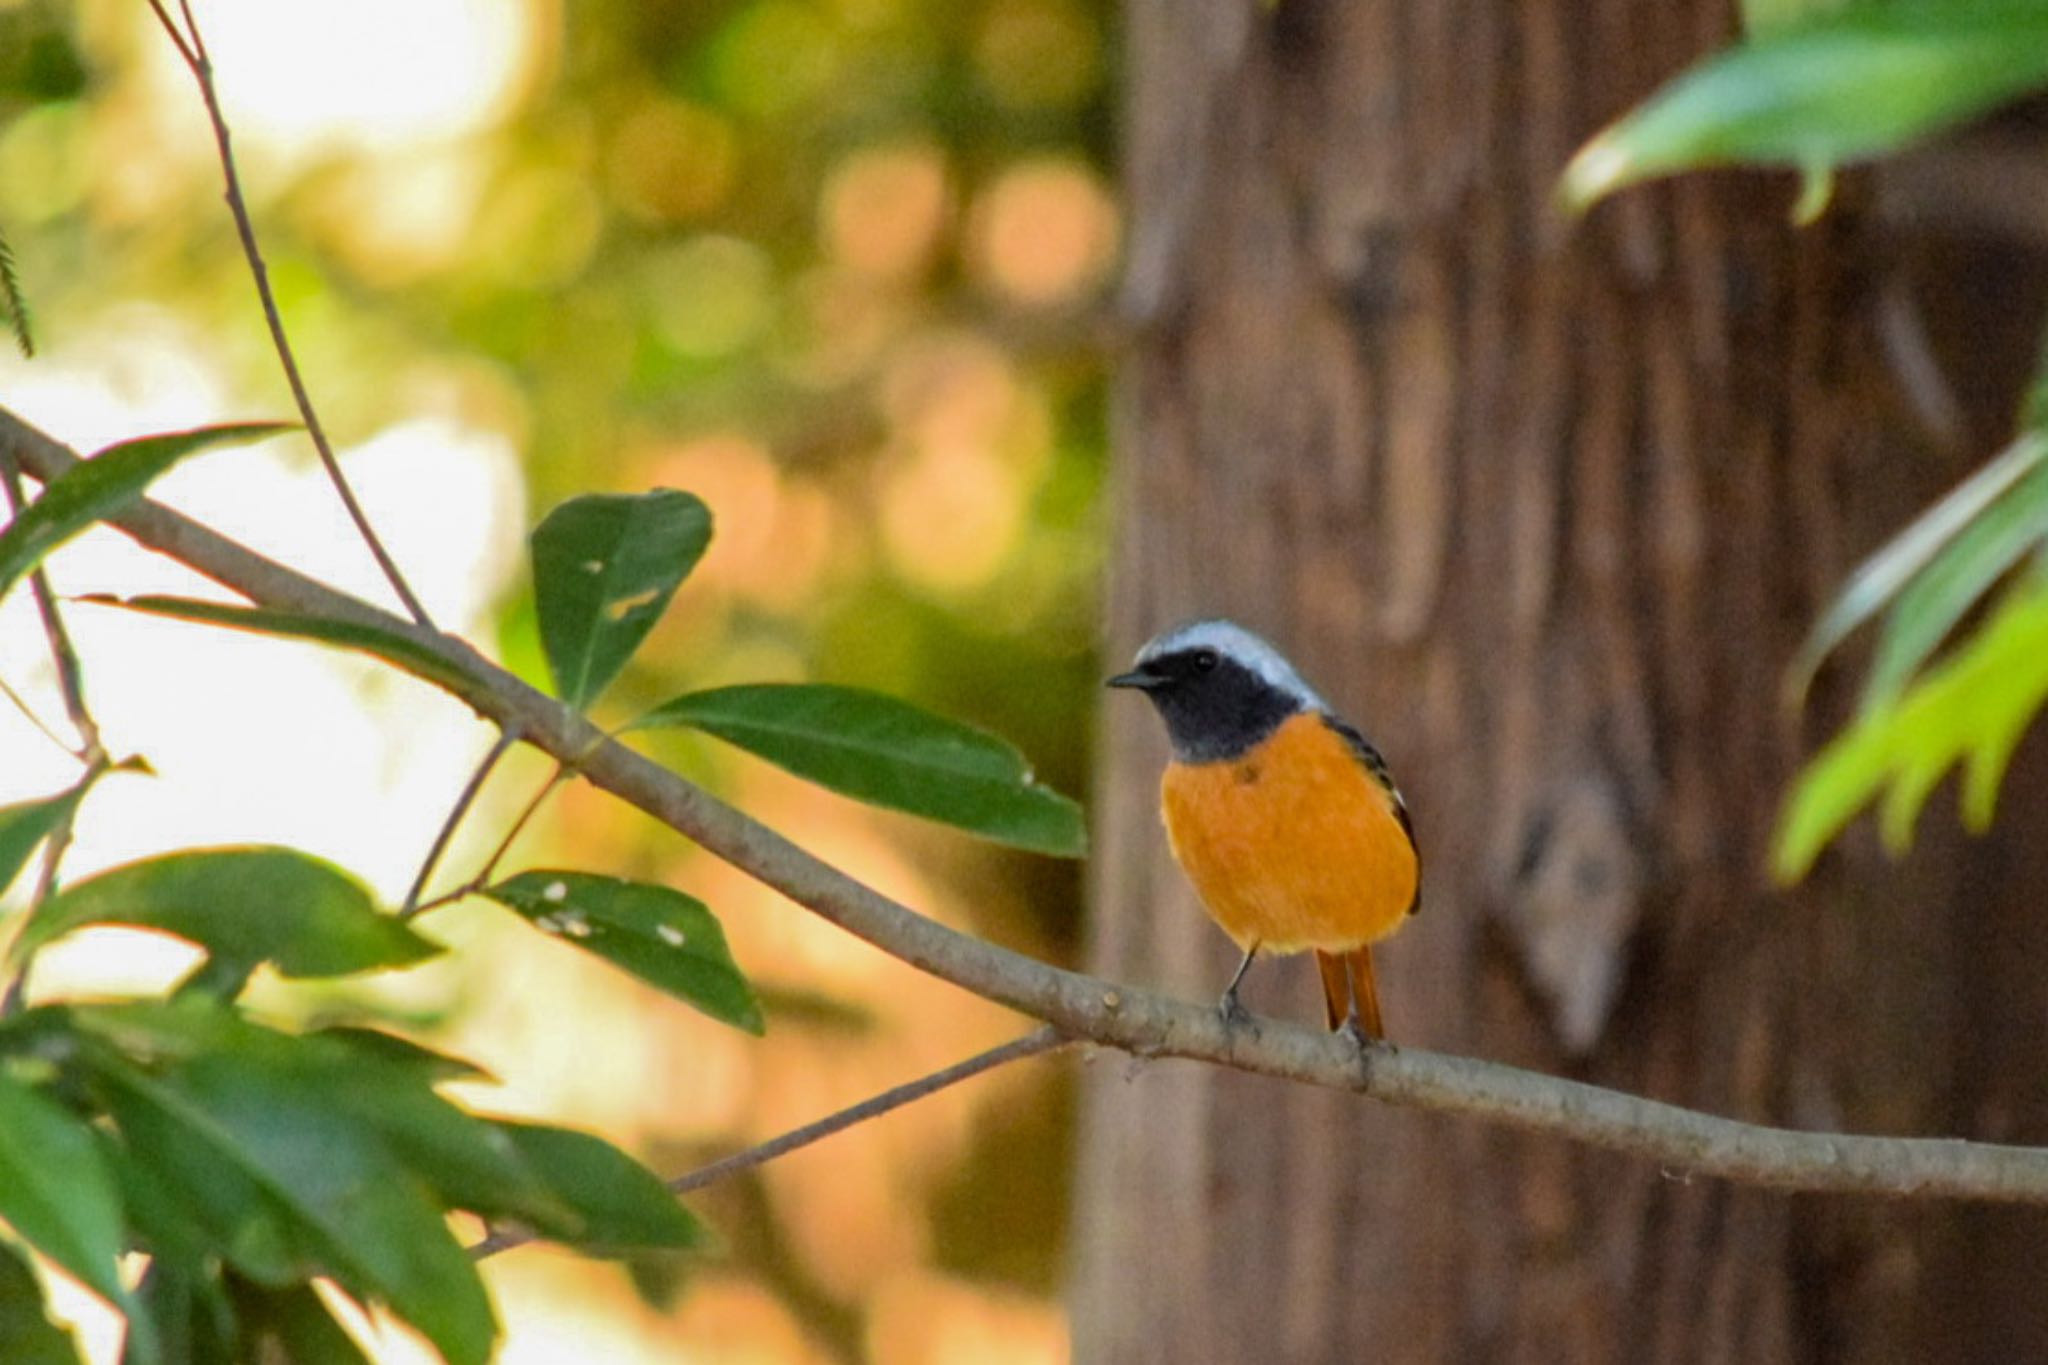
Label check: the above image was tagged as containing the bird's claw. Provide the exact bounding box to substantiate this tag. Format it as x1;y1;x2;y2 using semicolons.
1337;1016;1386;1051
1218;990;1252;1029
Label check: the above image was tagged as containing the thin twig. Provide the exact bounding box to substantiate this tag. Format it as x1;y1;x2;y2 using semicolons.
175;0;207;59
0;820;73;1014
469;1026;1070;1260
473;761;571;888
0;455;102;760
141;0;197;66
0;753;110;1017
139;0;433;628
401;729;518;918
0;447;108;1018
404;760;570;919
666;1026;1070;1196
0;674;81;759
16;405;2048;1207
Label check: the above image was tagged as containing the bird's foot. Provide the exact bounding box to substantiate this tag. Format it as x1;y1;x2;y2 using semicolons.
1337;1016;1390;1052
1218;989;1253;1030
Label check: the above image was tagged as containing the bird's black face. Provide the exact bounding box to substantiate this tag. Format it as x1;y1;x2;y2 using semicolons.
1107;647;1301;763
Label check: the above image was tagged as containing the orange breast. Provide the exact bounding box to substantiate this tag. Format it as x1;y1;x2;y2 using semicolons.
1160;710;1417;954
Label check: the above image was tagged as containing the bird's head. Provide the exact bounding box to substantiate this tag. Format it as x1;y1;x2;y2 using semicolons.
1107;619;1323;763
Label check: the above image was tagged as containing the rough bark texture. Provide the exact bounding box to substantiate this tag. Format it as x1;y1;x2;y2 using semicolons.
1074;1;2048;1361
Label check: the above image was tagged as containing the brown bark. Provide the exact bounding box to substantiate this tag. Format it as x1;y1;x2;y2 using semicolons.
1074;1;2048;1361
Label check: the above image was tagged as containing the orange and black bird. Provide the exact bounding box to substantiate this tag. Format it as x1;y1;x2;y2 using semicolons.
1108;619;1420;1040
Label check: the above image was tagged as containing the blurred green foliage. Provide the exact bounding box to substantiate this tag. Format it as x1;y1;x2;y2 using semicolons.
1561;0;2048;875
1564;1;2048;216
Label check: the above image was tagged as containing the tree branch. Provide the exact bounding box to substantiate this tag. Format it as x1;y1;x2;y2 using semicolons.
468;1026;1071;1261
7;402;2048;1206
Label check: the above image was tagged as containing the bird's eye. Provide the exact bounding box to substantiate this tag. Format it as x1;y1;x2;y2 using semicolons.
1191;649;1219;673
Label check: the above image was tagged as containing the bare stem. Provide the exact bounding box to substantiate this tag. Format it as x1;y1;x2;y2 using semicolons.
403;759;570;919
469;1026;1070;1260
15;404;2048;1209
473;761;571;888
0;672;79;759
0;455;101;760
140;0;433;628
0;448;112;1017
0;753;111;1017
401;729;518;918
142;0;196;67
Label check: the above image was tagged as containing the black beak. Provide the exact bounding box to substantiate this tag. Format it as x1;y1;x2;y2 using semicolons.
1106;670;1162;691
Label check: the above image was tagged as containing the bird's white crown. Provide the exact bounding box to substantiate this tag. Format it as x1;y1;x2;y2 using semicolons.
1133;619;1327;710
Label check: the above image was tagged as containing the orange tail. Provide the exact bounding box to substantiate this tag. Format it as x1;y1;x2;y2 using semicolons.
1347;946;1386;1040
1315;951;1349;1031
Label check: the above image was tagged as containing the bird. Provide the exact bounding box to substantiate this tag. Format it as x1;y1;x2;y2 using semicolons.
1108;619;1420;1040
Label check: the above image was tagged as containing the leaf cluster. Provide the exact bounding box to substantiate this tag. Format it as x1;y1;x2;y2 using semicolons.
1562;0;2048;873
0;428;1085;1360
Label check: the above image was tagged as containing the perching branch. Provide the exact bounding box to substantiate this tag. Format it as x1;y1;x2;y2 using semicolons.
8;402;2048;1207
469;1026;1072;1261
140;0;434;628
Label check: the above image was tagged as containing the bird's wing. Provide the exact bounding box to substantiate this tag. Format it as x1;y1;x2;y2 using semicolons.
1320;713;1422;916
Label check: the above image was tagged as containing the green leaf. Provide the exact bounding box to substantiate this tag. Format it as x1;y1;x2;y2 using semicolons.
1743;0;1849;36
1786;433;2048;701
630;683;1088;856
1867;458;2048;704
307;1026;495;1084
0;1239;84;1365
88;999;661;1264
70;997;563;1238
483;871;761;1034
80;596;487;700
129;1256;236;1365
0;423;291;603
319;1069;573;1234
92;1068;311;1288
0;784;85;899
623;1251;689;1311
1562;6;2048;213
17;847;439;979
93;1127;214;1270
530;490;712;708
1775;581;2048;881
174;1057;495;1365
228;1280;369;1365
0;1070;128;1309
87;1046;498;1365
493;1120;708;1253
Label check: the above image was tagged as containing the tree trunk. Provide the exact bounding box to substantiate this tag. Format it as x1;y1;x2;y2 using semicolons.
1073;1;2048;1361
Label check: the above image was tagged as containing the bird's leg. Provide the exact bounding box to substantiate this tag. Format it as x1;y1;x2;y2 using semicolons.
1337;1011;1371;1048
1218;944;1258;1027
1337;947;1390;1052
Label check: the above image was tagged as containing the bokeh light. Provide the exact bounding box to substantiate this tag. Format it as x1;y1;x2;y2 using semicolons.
142;0;541;160
969;158;1119;308
821;143;950;281
973;0;1101;113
